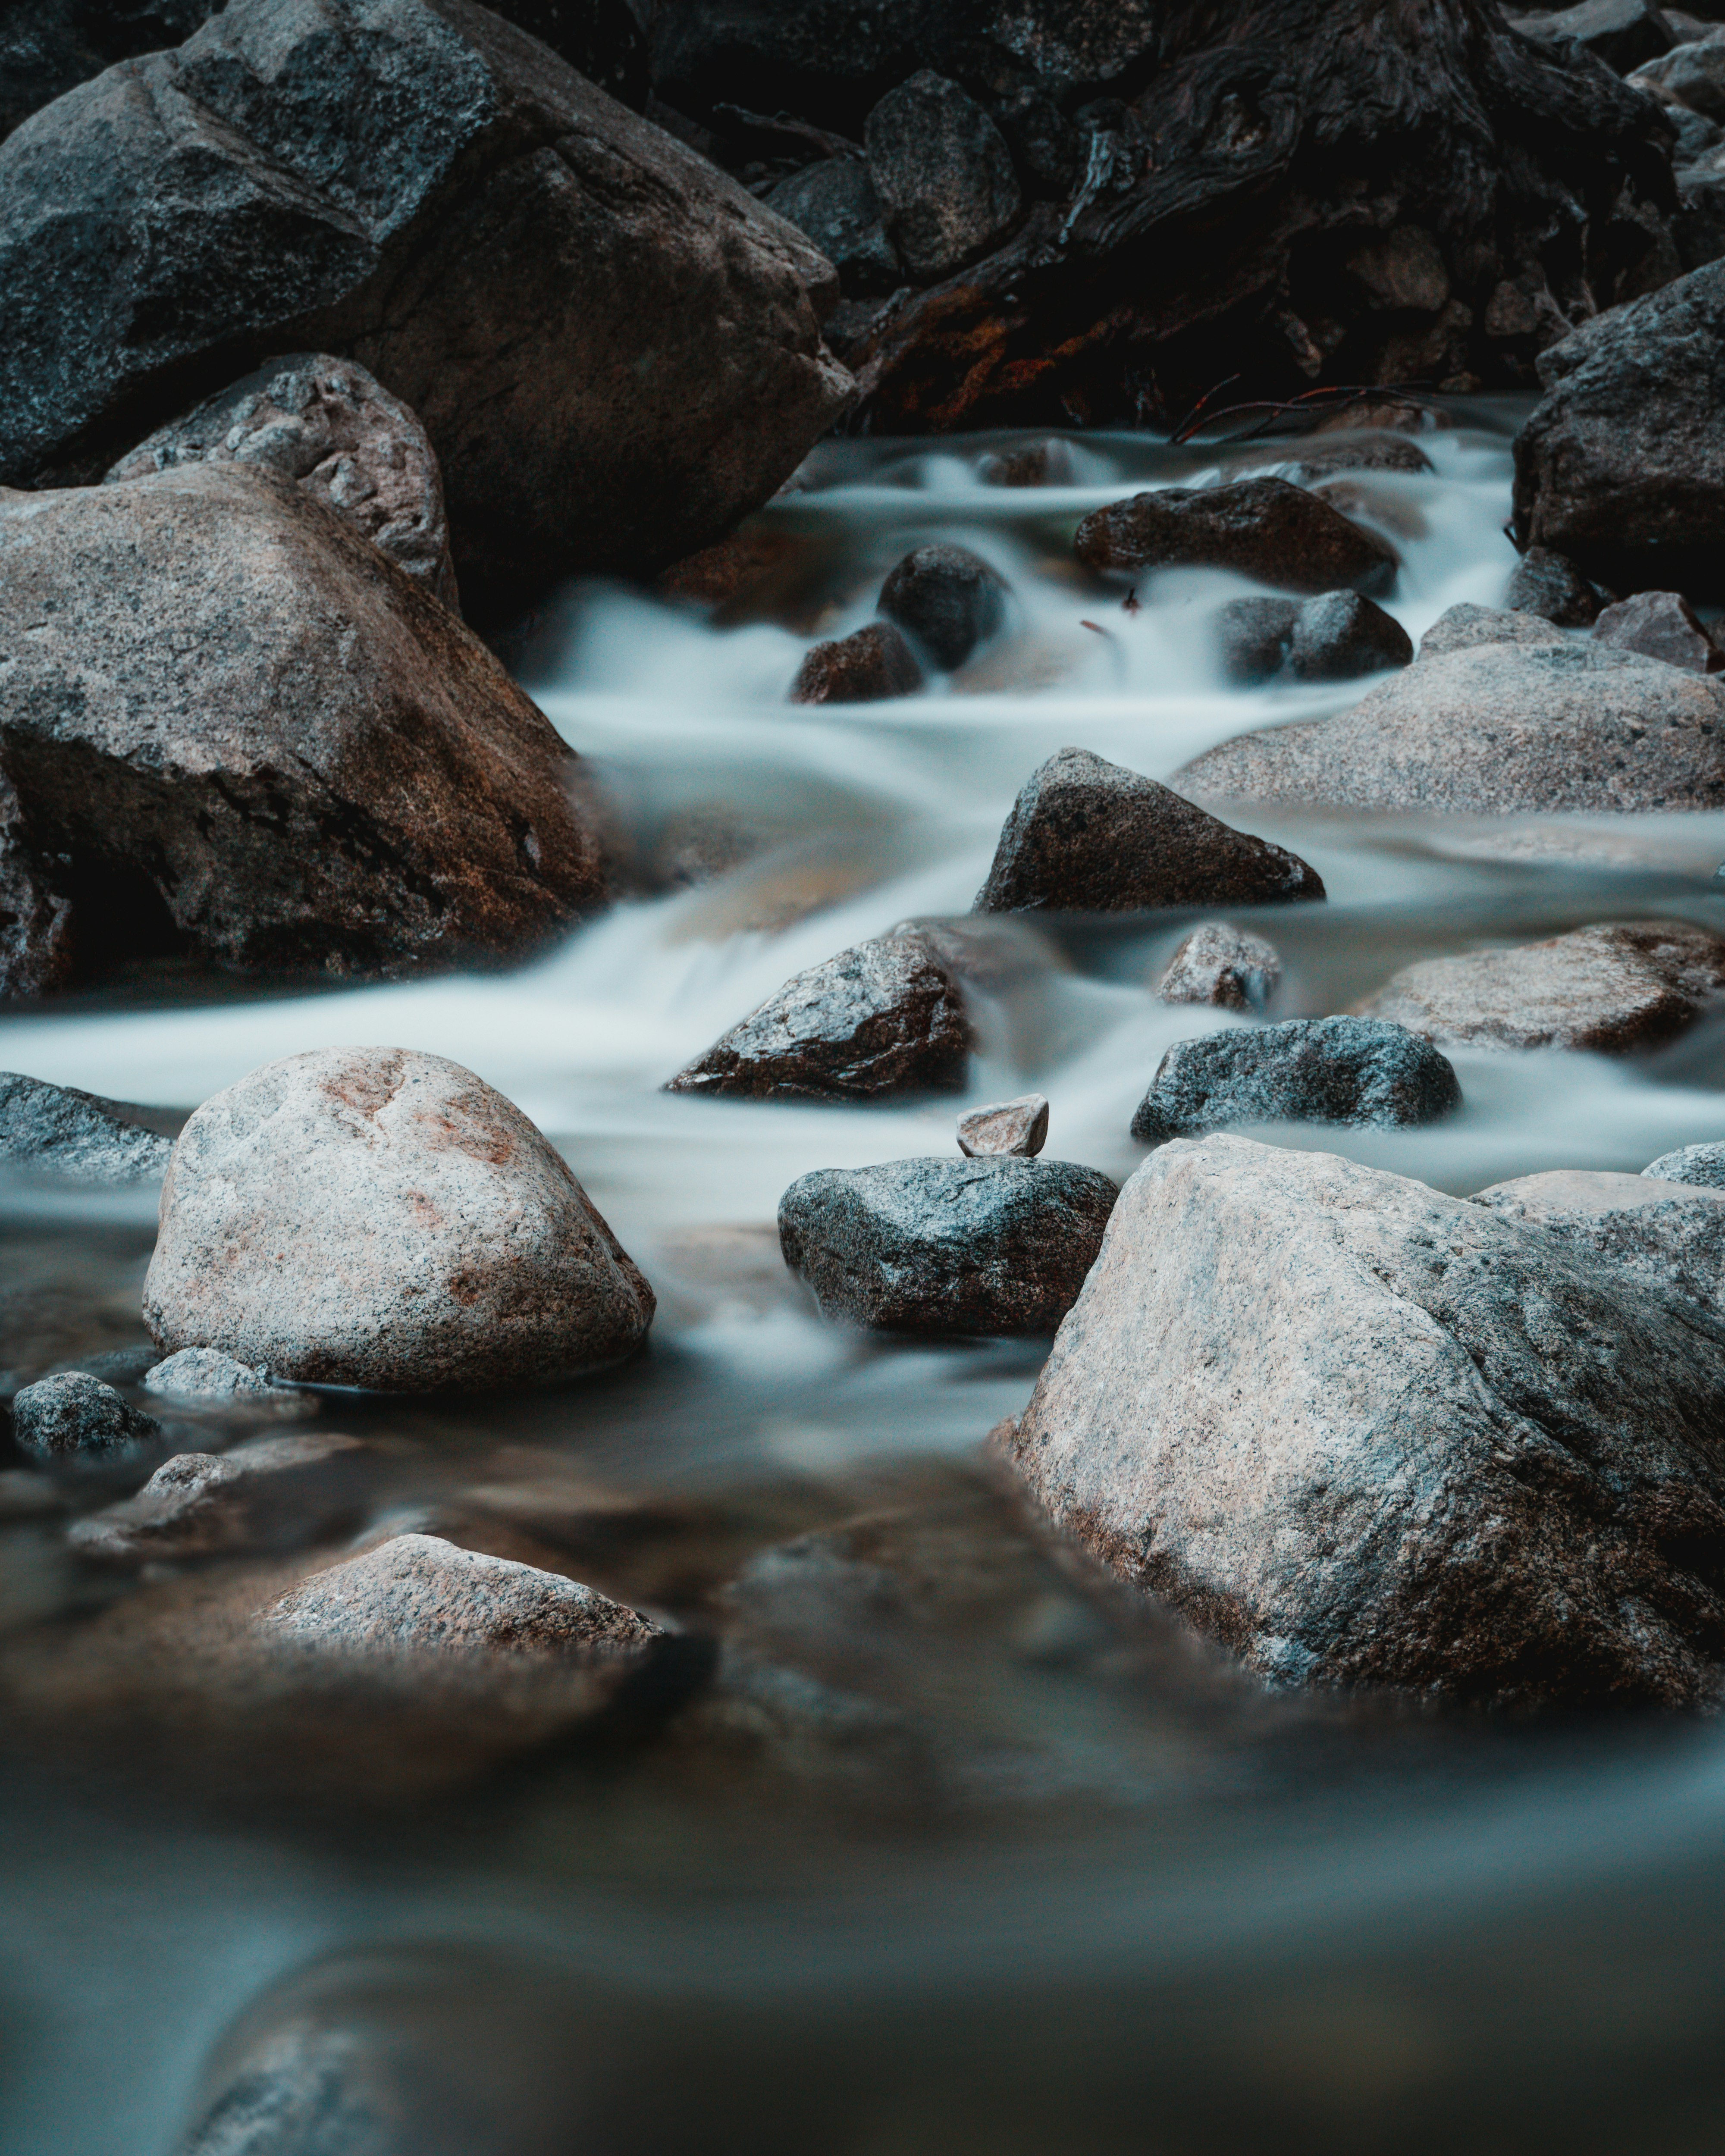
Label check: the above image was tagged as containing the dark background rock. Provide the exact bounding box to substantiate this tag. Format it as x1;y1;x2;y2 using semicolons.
1130;1015;1462;1144
974;748;1325;914
866;71;1022;282
878;544;1007;670
778;1154;1118;1335
764;157;901;294
791;622;924;703
1506;544;1604;624
1075;479;1397;597
1288;591;1414;679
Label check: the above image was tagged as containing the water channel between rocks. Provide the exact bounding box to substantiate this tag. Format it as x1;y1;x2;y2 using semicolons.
4;400;1725;2154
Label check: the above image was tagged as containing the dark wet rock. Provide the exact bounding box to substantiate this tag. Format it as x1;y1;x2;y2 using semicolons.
878;544;1007;670
1634;35;1725;116
1418;602;1568;656
1179;639;1725;812
1647;1140;1725;1185
1675;149;1725;272
1506;545;1603;626
0;1073;172;1184
1288;591;1414;680
665;934;971;1103
973;748;1325;915
977;439;1074;486
1155;924;1282;1012
11;1372;162;1461
1074;479;1397;598
67;1433;367;1564
1002;1133;1725;1705
1358;921;1725;1053
0;464;604;989
1593;589;1725;671
0;801;75;999
1129;1016;1461;1144
865;72;1021;283
1512;261;1725;594
764;155;900;294
1511;0;1676;72
141;1349;280;1404
957;1094;1048;1158
791;621;924;704
107;353;458;608
1669;100;1725;157
1471;1167;1725;1310
0;0;850;619
1235;433;1434;484
778;1155;1118;1337
144;1048;655;1393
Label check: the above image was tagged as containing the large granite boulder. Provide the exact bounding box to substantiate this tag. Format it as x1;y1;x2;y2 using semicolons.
0;463;603;992
1000;1135;1725;1704
973;749;1324;914
0;0;850;617
1179;639;1725;812
143;1048;656;1392
778;1155;1118;1336
1130;1015;1462;1144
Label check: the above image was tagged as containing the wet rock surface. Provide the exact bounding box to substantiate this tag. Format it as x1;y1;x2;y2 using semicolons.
957;1094;1049;1158
1593;589;1724;671
878;545;1007;670
107;352;458;608
791;622;924;703
0;463;604;991
666;935;970;1103
142;1349;279;1404
11;1372;162;1461
1155;924;1282;1011
0;1073;173;1183
1002;1134;1725;1704
764;156;899;294
1471;1168;1725;1312
1647;1140;1725;1185
973;749;1324;915
778;1156;1118;1337
1074;479;1397;598
67;1433;367;1564
1130;1016;1462;1144
865;71;1021;282
144;1048;656;1393
1179;639;1725;812
1358;921;1725;1053
1214;591;1412;684
1511;0;1677;73
1507;545;1604;625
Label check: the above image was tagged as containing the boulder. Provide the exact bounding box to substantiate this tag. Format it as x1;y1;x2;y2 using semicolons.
1178;639;1725;812
865;71;1022;282
142;1048;656;1392
1357;921;1725;1052
1001;1135;1725;1704
664;934;971;1101
1512;260;1725;594
973;749;1325;914
0;0;208;140
1129;1015;1462;1144
11;1372;162;1461
1074;479;1397;598
1647;1140;1725;1185
1418;602;1568;655
67;1433;367;1563
790;622;924;703
106;353;458;608
0;1073;173;1184
1510;0;1677;72
1593;589;1725;670
1155;923;1282;1011
0;0;851;618
877;544;1008;670
141;1348;280;1403
763;157;900;294
1633;33;1725;113
778;1155;1119;1336
1471;1167;1725;1310
957;1094;1048;1157
1213;590;1411;683
0;463;602;990
1506;545;1603;625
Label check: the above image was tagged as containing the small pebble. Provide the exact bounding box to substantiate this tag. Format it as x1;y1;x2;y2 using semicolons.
142;1347;279;1403
957;1094;1049;1157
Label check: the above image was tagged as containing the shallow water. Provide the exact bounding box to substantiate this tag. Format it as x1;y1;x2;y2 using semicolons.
4;402;1725;2153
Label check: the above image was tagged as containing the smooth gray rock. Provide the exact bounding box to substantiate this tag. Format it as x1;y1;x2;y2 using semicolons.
1075;477;1398;597
865;71;1021;282
1130;1015;1461;1144
1593;589;1724;671
1647;1140;1725;1185
1471;1167;1725;1310
973;749;1325;914
1155;923;1282;1011
1506;545;1603;626
0;1073;173;1183
1179;639;1725;812
141;1349;280;1403
956;1094;1048;1158
665;934;971;1102
778;1155;1119;1336
764;156;900;294
11;1372;162;1461
1000;1134;1725;1704
143;1048;655;1393
878;544;1007;670
1418;602;1568;656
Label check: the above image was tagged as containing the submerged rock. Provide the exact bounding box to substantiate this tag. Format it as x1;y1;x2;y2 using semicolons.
957;1094;1049;1158
0;1073;172;1184
1646;1140;1725;1186
791;622;923;704
1074;479;1397;597
1358;921;1725;1053
11;1372;162;1461
1471;1168;1725;1312
878;544;1007;670
973;749;1324;914
143;1048;655;1393
68;1433;367;1564
1130;1016;1462;1144
1155;924;1282;1011
1593;589;1724;672
1001;1134;1725;1705
1506;545;1603;626
665;935;971;1103
778;1156;1118;1336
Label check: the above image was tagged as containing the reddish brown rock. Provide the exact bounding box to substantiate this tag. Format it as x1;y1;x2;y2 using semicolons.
1592;589;1724;671
1074;478;1397;597
791;622;924;704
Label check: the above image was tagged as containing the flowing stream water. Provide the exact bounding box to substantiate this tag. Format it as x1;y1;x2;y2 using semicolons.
3;400;1725;2153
